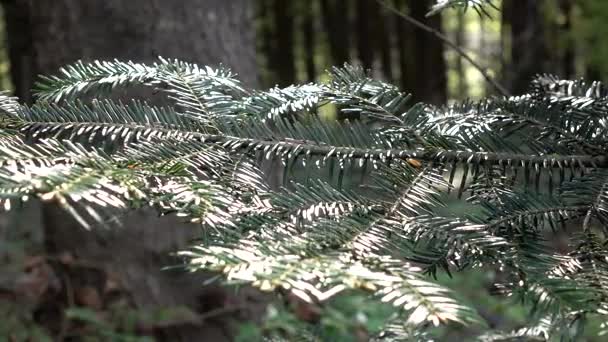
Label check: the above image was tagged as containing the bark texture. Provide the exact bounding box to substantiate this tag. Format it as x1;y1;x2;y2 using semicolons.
3;1;261;340
4;0;258;102
503;0;547;95
271;0;295;86
321;0;351;65
407;0;447;105
395;0;416;95
355;0;375;70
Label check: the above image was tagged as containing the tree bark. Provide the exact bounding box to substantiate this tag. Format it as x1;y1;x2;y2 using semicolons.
503;0;547;94
257;0;276;86
377;4;394;81
2;1;261;340
301;0;317;82
356;0;375;70
559;0;575;79
271;0;295;86
321;0;351;66
407;0;447;105
4;0;258;102
395;0;416;94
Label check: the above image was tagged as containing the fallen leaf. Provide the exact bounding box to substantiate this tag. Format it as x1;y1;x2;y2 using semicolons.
75;286;103;310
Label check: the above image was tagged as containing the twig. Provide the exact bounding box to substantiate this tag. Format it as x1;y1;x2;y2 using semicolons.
377;0;510;97
8;119;604;167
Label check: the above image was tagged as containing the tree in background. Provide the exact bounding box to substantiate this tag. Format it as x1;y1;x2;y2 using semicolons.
5;0;608;339
3;0;257;102
1;1;259;340
2;53;608;342
8;0;595;102
502;0;548;94
407;0;448;104
8;0;608;102
321;0;351;67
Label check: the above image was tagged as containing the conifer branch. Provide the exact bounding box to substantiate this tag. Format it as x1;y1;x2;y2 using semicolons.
1;60;608;339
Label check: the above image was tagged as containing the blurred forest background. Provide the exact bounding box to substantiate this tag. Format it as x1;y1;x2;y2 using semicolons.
1;0;608;340
1;0;608;103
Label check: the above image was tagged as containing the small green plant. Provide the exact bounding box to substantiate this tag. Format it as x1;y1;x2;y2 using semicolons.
1;57;608;340
0;301;53;341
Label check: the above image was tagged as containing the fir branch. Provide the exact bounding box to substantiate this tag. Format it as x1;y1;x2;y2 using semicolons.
5;100;212;148
428;0;498;17
34;60;159;102
5;59;608;339
0;92;19;116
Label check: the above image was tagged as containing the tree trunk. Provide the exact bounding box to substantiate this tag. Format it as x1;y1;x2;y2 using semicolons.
378;4;394;81
559;0;575;79
503;0;547;94
271;0;295;86
3;1;261;340
4;0;258;102
408;0;447;104
395;0;416;94
355;0;375;70
321;0;351;66
301;0;317;82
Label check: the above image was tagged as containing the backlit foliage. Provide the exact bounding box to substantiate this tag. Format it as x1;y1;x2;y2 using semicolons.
1;58;608;340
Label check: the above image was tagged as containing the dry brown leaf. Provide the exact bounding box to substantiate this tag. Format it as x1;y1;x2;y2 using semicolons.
75;286;103;310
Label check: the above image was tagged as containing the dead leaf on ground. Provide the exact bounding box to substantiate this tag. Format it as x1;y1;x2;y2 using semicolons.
75;286;103;310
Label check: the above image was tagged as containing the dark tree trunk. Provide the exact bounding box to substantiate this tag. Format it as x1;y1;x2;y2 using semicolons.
395;0;416;94
559;0;575;79
503;0;547;94
378;4;394;81
355;0;375;70
257;0;277;86
3;1;261;341
408;0;447;104
586;65;602;82
301;0;316;82
4;0;258;102
321;0;351;65
271;0;295;86
3;0;31;99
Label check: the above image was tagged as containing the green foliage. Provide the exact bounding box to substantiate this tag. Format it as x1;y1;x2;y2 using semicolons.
0;301;53;341
1;58;608;340
237;293;397;341
577;0;608;78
